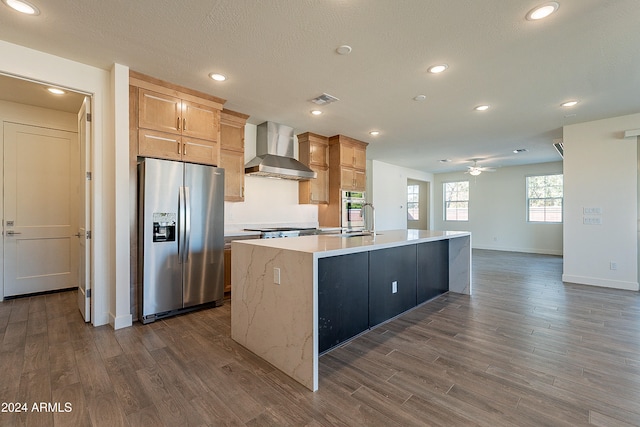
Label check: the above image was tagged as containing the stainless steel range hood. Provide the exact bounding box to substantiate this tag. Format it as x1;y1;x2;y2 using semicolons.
245;121;317;180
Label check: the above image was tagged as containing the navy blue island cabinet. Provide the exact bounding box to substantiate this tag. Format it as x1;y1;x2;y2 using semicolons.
318;239;452;353
318;252;369;353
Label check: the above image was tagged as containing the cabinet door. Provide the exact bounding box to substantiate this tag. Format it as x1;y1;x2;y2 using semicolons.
219;149;244;201
340;145;355;167
353;169;366;191
138;129;182;161
220;121;244;152
224;248;231;293
369;245;417;327
182;100;219;141
353;146;366;170
417;240;449;304
309;141;328;166
340;167;355;190
310;166;329;204
318;252;369;353
182;137;218;166
138;89;181;134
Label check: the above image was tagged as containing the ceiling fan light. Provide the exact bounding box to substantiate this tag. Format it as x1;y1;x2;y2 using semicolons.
469;169;481;176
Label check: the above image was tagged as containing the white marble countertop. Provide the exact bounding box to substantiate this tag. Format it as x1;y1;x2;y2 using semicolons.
232;229;471;258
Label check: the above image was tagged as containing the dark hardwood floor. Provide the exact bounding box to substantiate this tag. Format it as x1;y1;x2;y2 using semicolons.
1;249;640;426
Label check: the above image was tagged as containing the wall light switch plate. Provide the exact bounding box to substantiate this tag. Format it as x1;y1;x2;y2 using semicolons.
392;281;398;294
273;267;281;284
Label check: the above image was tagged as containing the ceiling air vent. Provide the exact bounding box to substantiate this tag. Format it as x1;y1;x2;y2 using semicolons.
553;138;564;159
310;93;339;105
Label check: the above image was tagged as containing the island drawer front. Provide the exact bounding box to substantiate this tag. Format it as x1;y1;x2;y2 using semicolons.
318;252;369;353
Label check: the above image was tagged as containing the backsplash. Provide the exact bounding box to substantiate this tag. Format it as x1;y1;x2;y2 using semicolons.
224;175;318;232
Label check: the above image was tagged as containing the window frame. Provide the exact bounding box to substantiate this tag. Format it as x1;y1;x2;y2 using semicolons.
407;184;420;221
443;180;469;222
525;173;563;223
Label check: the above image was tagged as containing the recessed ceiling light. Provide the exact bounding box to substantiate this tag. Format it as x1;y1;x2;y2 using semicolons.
428;64;448;74
526;2;559;21
369;131;380;136
209;73;226;82
413;95;427;101
513;148;528;154
47;87;65;95
3;0;40;15
310;110;322;116
336;45;352;55
561;100;578;107
474;105;490;111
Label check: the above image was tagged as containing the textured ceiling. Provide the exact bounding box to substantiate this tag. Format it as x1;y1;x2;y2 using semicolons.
1;0;639;173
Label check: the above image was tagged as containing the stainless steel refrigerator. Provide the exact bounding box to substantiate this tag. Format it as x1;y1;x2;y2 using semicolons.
138;158;225;324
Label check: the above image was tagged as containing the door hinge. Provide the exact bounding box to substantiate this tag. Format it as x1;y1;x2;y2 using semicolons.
86;172;92;180
86;289;91;298
86;113;92;122
86;230;92;239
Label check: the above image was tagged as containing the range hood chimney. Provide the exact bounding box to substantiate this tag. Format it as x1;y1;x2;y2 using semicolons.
245;122;317;180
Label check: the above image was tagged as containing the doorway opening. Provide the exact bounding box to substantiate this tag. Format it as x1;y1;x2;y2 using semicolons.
407;179;430;230
0;73;92;322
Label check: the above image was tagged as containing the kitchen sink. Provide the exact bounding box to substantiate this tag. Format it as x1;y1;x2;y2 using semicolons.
337;232;381;238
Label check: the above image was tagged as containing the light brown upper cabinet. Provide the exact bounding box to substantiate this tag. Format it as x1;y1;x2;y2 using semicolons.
131;71;225;166
330;135;368;192
219;109;249;202
298;132;329;204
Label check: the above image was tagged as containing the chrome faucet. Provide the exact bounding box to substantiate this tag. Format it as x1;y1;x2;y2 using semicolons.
361;202;375;235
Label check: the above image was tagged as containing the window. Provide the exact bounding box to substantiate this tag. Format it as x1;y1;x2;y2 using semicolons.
526;174;563;222
407;184;419;220
444;181;469;221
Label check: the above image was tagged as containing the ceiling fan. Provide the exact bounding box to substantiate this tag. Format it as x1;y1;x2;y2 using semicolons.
465;159;496;176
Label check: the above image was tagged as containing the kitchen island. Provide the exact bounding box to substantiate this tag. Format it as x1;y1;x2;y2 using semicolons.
231;229;471;391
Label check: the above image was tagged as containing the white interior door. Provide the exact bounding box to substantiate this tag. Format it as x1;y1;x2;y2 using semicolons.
77;97;91;321
3;122;78;297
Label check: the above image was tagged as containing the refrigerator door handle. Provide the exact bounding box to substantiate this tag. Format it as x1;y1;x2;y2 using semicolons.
178;186;186;264
184;186;191;264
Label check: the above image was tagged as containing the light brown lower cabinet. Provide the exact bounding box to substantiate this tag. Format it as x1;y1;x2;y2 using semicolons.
224;248;231;293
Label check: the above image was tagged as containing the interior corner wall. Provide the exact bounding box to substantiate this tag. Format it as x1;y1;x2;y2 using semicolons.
0;39;114;326
368;160;434;231
563;113;639;291
433;162;563;255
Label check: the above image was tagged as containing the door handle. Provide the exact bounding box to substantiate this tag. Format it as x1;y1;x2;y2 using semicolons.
74;232;82;238
5;230;21;235
183;186;191;264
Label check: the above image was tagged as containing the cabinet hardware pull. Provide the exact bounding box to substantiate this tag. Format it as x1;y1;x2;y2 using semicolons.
177;117;181;131
177;142;181;154
183;118;186;131
183;143;187;156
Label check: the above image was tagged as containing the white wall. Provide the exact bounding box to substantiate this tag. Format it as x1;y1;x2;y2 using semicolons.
433;162;563;255
368;160;434;231
563;113;639;291
224;123;318;230
0;40;123;327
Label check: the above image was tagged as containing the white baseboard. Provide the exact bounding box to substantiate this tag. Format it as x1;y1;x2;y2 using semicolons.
110;312;133;330
473;245;563;256
562;274;639;291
